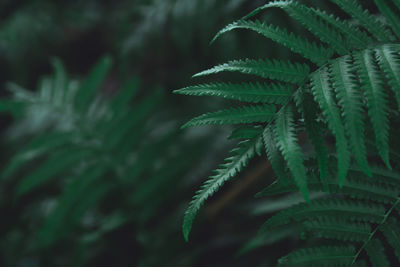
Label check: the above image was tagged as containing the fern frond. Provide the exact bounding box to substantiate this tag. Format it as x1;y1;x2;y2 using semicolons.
193;59;310;84
375;44;400;111
373;0;400;39
350;164;400;187
278;246;355;267
243;1;350;55
260;199;385;232
174;82;292;104
257;174;399;204
330;0;394;42
273;106;309;200
354;49;391;169
303;218;371;242
182;134;263;241
295;88;330;192
310;67;350;186
262;126;290;184
228;125;263;140
310;7;373;50
365;239;390;267
181;105;276;128
380;218;400;262
212;20;333;65
331;55;371;177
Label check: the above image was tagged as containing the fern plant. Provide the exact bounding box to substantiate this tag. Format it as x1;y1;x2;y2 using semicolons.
175;0;400;265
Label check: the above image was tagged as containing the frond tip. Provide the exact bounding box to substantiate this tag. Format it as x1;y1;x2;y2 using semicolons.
182;134;263;241
193;58;310;84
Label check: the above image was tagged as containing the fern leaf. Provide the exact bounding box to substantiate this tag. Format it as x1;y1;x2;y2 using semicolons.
310;66;350;186
350;164;400;187
257;174;399;204
262;125;290;185
380;218;400;262
273;106;309;200
278;246;355;267
242;1;292;20
193;59;309;84
375;44;400;111
174;82;292;104
331;55;371;177
365;239;390;267
212;20;333;65
331;0;394;42
182;105;276;128
244;1;350;55
228;125;263;140
303;218;371;242
310;7;373;50
260;199;385;232
373;0;400;39
295;88;330;192
183;134;263;241
354;49;391;169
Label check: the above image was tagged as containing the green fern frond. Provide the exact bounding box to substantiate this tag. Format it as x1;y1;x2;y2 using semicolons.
310;66;350;186
331;0;394;42
193;58;310;84
365;239;390;267
303;218;371;242
295;88;330;192
181;105;276;128
331;55;371;177
375;44;400;111
260;199;385;232
278;246;355;267
373;0;400;39
380;218;400;262
243;1;349;55
273;106;309;200
354;49;391;169
174;82;292;104
309;7;373;50
182;134;263;241
228;125;263;140
350;164;400;187
262;125;290;185
211;19;333;65
257;173;399;204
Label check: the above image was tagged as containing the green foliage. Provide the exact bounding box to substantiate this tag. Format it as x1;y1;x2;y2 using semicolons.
0;57;206;266
177;0;400;265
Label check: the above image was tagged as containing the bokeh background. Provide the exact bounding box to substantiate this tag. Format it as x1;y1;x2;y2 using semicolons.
0;1;382;266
